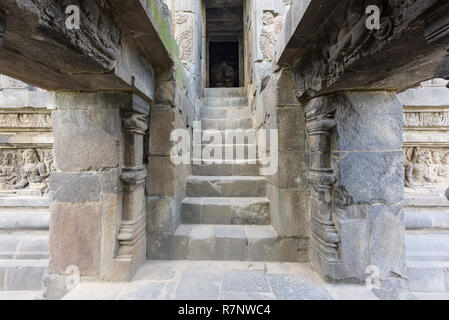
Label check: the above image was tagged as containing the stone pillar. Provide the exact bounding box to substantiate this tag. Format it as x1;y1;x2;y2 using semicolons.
48;92;149;289
305;92;407;297
116;98;149;271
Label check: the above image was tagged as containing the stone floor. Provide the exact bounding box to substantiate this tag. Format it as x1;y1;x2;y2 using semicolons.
58;261;378;300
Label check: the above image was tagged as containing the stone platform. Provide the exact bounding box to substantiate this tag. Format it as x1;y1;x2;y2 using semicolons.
60;261;379;300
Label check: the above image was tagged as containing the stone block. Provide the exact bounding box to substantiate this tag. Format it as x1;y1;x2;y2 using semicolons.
99;168;120;195
189;226;215;260
277;107;306;152
277;151;307;190
50;202;101;276
277;189;309;237
334;151;404;205
149;107;175;156
147;197;174;234
268;273;332;300
213;226;246;261
246;226;280;261
146;156;175;196
175;266;222;300
50;173;101;203
52;108;120;172
5;264;46;291
369;205;406;279
334;92;403;151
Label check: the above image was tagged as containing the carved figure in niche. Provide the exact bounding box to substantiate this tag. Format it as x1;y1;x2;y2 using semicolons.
213;62;235;87
405;147;434;188
0;152;17;187
14;149;49;195
434;152;449;182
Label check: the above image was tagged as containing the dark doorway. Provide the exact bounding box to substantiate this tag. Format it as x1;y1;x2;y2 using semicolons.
209;42;239;88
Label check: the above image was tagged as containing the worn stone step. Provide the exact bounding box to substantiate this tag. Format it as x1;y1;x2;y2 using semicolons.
0;259;48;291
182;197;270;225
148;224;308;262
0;232;49;260
192;162;260;176
192;144;258;161
403;192;449;207
405;207;449;230
201;106;251;119
200;129;257;143
200;118;253;130
204;87;246;98
186;176;266;198
0;208;50;230
407;260;449;293
203;97;248;108
405;231;449;261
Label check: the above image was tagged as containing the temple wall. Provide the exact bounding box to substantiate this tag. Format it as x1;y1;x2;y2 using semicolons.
399;79;449;195
0;75;53;197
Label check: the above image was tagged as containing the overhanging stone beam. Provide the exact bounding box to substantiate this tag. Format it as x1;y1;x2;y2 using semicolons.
0;0;173;101
276;0;449;100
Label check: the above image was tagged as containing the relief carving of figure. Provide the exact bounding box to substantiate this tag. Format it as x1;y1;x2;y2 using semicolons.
404;147;434;188
14;149;50;195
0;152;17;187
213;62;236;88
434;152;449;182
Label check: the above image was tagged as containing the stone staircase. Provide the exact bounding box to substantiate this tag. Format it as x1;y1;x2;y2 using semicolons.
0;197;49;294
149;87;303;262
404;191;449;299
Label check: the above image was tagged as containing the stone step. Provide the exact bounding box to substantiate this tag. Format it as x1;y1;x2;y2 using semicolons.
148;224;307;262
201;106;251;119
200;118;253;130
200;129;257;143
0;232;49;260
405;231;449;261
186;176;266;198
181;197;270;225
204;87;246;98
0;208;50;230
0;259;48;291
403;192;449;207
192;162;260;176
192;144;258;161
405;207;449;230
407;260;449;293
203;97;248;108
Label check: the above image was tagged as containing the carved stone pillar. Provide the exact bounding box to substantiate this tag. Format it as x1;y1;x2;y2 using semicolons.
305;97;340;280
304;92;407;296
117;96;149;272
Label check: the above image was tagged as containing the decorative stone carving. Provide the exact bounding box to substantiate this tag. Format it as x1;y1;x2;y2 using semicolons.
117;97;149;262
404;112;449;128
404;147;449;187
260;12;284;61
212;62;236;88
291;0;431;100
305;97;341;271
174;13;192;62
0;113;51;129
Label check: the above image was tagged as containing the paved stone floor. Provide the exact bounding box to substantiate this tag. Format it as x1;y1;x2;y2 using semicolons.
58;261;378;300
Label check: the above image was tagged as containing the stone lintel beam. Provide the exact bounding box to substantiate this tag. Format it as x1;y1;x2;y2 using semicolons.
276;0;449;101
0;0;173;101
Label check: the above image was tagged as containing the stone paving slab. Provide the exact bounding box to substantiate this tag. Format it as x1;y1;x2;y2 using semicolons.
56;261;380;300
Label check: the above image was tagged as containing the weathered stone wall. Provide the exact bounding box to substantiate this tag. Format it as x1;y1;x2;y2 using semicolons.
399;79;449;194
0;75;53;197
254;67;309;262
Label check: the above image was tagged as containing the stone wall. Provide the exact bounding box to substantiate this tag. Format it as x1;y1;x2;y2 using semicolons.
399;79;449;194
0;75;53;197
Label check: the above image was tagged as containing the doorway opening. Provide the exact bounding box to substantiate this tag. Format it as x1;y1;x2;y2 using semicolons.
206;1;244;88
209;42;239;88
